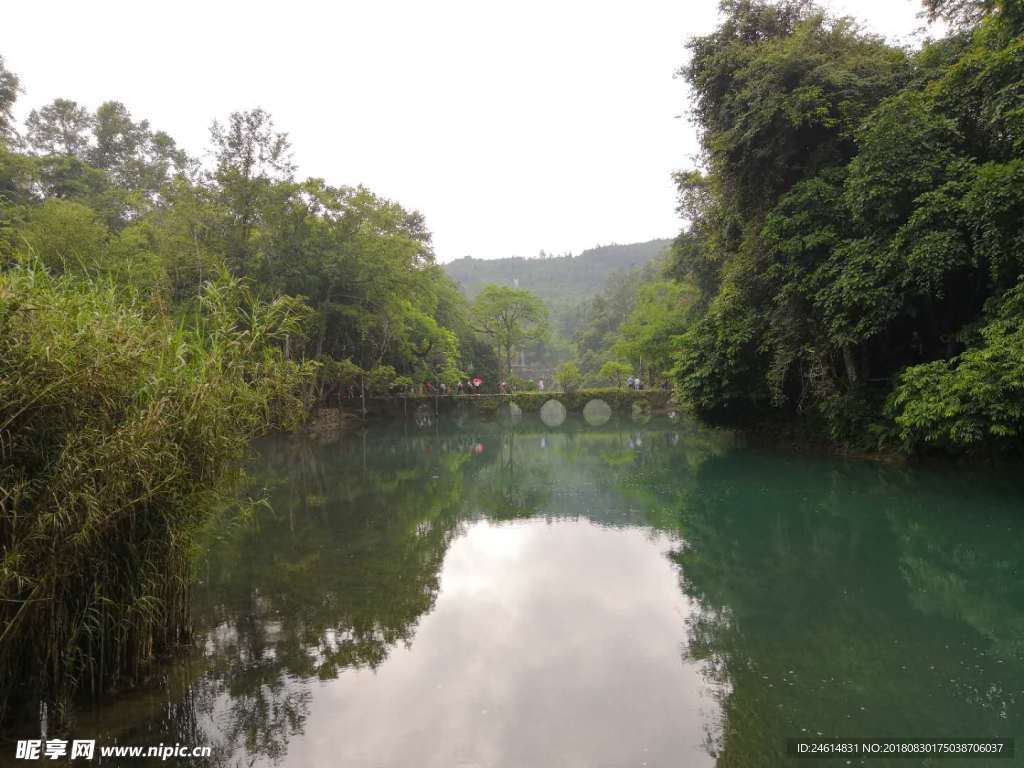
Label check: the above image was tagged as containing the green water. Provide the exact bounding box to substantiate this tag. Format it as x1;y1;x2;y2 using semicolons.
63;417;1024;765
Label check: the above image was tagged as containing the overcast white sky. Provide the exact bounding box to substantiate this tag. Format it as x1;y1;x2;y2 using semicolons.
2;1;940;261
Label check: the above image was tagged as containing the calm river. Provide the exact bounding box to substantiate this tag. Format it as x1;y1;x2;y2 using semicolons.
63;415;1023;766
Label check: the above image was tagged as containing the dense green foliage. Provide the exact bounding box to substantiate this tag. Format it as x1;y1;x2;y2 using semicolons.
471;284;550;380
555;361;583;392
571;262;654;379
669;0;1024;453
566;255;696;387
0;80;488;397
598;360;633;388
0;268;314;722
0;55;492;722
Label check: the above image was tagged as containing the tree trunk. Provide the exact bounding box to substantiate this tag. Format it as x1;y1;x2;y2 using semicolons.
316;282;334;358
841;344;859;386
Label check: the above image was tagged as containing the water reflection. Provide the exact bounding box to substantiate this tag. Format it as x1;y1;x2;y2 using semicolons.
58;417;1024;767
663;452;1024;766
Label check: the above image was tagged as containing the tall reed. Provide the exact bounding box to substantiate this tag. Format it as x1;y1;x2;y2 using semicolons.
0;265;314;725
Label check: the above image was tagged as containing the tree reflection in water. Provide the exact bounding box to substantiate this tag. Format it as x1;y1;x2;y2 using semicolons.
69;418;1024;767
644;453;1024;766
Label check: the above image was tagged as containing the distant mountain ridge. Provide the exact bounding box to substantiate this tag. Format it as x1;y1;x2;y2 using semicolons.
442;239;672;305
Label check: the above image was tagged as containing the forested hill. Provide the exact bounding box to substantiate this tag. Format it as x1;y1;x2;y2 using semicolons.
443;239;671;304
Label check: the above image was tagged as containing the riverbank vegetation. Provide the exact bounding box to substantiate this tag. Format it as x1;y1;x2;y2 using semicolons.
666;0;1024;454
0;54;497;723
0;268;313;723
555;0;1024;455
0;71;497;397
2;0;1022;727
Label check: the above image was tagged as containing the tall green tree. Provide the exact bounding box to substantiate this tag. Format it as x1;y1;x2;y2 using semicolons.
0;54;19;143
25;98;93;157
472;284;549;380
598;360;632;388
90;100;189;197
209;108;294;270
612;279;696;384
